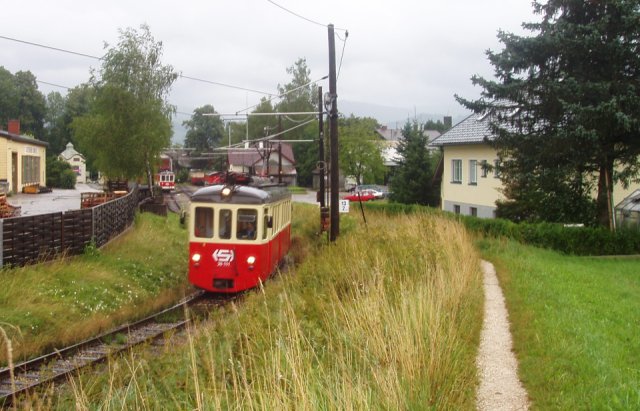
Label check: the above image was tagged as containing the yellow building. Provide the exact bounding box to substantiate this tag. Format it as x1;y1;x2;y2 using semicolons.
430;112;638;218
0;120;48;194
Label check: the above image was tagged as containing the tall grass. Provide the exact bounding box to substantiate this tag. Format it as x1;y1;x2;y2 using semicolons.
52;209;483;410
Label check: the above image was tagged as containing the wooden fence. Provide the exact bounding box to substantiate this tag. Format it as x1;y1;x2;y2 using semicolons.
0;187;149;268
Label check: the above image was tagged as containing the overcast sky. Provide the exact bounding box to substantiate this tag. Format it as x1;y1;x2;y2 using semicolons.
1;0;538;140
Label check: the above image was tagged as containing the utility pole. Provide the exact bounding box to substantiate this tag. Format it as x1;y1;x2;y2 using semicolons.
328;24;339;242
278;116;283;184
318;87;325;208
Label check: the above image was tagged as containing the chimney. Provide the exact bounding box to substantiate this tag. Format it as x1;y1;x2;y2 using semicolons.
443;116;452;130
8;119;20;135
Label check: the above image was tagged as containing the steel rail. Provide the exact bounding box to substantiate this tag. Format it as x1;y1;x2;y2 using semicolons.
0;290;206;406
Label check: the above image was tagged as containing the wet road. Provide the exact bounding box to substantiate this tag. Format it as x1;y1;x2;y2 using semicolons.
6;185;324;218
7;183;102;216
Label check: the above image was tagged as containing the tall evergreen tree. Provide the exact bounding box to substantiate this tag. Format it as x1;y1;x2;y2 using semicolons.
390;121;439;206
457;0;640;229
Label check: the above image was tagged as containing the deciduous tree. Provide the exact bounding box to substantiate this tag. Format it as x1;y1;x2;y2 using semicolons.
72;25;177;188
339;116;384;185
0;67;46;136
275;58;318;186
183;104;225;153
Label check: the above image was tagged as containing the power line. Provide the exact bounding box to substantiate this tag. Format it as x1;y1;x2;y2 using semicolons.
179;74;275;96
337;30;349;80
0;34;102;60
234;75;328;114
0;34;277;97
265;0;348;31
37;80;72;90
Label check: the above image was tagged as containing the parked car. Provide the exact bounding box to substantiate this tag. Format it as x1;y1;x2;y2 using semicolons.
342;189;377;202
355;185;387;198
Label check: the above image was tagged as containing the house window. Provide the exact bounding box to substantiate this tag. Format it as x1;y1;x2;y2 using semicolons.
494;159;501;178
481;160;488;178
22;155;41;185
470;207;478;217
454;204;461;214
469;160;477;185
451;159;462;183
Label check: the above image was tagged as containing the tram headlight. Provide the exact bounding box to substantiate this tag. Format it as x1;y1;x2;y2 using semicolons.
191;253;201;266
221;186;232;197
246;255;256;270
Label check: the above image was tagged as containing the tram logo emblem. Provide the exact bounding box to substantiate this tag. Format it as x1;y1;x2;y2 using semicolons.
213;249;235;264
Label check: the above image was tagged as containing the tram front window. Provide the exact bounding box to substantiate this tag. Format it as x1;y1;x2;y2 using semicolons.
219;209;232;239
194;207;213;238
237;209;258;240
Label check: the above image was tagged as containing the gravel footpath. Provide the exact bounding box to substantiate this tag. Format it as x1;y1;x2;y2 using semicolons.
476;260;530;411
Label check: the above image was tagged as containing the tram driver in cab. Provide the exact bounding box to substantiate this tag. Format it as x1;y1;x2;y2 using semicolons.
238;221;256;240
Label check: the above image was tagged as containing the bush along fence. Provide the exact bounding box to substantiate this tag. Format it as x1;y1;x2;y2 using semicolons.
364;201;640;256
0;187;150;268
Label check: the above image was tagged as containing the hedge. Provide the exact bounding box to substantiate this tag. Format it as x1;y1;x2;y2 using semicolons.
364;202;640;256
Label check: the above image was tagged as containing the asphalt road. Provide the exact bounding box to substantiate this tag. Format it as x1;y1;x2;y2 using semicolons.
7;183;102;216
7;185;324;217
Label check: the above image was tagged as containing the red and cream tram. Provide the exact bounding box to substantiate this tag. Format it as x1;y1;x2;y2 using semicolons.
155;170;175;191
188;184;292;293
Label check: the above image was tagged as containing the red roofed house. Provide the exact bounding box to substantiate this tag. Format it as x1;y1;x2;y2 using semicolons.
227;142;297;185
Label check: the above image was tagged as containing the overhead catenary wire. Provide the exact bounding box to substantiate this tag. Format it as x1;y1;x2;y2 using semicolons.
0;34;278;98
234;75;329;114
1;32;330;126
337;30;349;80
208;117;317;151
265;0;348;32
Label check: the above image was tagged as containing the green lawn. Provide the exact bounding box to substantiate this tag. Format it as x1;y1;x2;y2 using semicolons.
479;238;640;410
0;212;192;366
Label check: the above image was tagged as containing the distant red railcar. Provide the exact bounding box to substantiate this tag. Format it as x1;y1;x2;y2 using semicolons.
188;183;292;293
155;170;175;191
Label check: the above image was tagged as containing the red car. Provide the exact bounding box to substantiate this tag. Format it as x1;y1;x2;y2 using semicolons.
342;189;377;202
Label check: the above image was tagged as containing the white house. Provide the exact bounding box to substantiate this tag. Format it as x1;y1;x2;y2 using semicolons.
430;112;640;219
59;142;87;183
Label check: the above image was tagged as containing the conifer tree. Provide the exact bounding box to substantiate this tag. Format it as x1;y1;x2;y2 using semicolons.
457;0;640;228
390;121;439;206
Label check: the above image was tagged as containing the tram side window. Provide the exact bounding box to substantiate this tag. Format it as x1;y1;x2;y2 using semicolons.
219;209;232;239
194;207;213;238
237;209;258;240
263;208;269;240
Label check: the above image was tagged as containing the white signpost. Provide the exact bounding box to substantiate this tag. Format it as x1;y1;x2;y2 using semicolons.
339;199;350;213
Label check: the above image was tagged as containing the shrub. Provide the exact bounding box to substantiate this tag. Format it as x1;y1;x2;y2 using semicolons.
46;156;76;189
58;169;77;189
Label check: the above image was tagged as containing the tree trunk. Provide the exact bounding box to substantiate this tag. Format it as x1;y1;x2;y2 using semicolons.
596;159;615;230
146;156;155;199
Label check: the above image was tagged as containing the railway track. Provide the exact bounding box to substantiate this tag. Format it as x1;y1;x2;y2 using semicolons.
0;290;236;408
164;184;196;214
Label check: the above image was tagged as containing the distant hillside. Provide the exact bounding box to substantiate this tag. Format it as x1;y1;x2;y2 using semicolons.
171;100;469;145
339;100;468;128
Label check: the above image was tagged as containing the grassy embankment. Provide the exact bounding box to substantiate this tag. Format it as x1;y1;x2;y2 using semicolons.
39;205;484;410
479;238;640;410
0;212;191;366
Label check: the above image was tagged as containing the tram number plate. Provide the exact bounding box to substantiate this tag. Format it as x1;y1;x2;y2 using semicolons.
213;249;235;266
